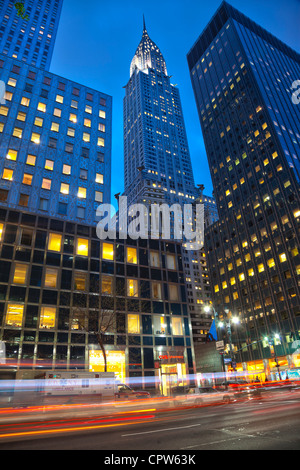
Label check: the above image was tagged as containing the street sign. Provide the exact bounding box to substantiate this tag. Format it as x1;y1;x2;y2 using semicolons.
216;340;224;352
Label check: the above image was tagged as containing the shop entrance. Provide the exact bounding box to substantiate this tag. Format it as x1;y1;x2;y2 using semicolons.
160;363;187;396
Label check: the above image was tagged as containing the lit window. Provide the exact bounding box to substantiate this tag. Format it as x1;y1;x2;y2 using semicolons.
152;282;162;299
83;132;90;142
2;168;13;180
258;264;265;273
31;132;40;144
8;78;17;87
97;137;105;147
37;102;46;112
169;284;179;301
76;238;89;257
21;97;30;106
84;119;91;127
0;224;3;241
267;259;275;268
78;187;86;199
22;173;32;185
44;268;58;288
56;95;64;104
48;233;62;252
60;183;69;195
96;173;104;184
6;149;18;161
69;113;77;123
102;276;112;295
42;178;51;190
63;164;71;175
74;273;87;291
153;316;165;334
99;110;106;119
6;304;24;327
239;273;245;282
34;117;43;127
13;127;22;138
51;122;60;132
26;154;36;166
127;247;137;264
53;108;61;117
279;253;287;263
248;268;254;277
13;264;28;284
150;251;160;267
128;314;140;334
67;127;75;137
85;105;92;114
45;159;54;171
127;279;138;297
172;317;183;336
40;307;56;329
102;243;114;260
214;285;219;293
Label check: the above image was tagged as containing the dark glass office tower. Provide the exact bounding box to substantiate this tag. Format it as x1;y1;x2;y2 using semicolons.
0;0;63;70
187;2;300;380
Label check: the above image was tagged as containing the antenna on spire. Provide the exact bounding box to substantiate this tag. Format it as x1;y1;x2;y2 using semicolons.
143;14;146;32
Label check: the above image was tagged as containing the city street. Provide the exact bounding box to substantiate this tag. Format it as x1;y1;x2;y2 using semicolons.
0;391;299;451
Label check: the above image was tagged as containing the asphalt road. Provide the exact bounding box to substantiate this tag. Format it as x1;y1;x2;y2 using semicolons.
0;392;300;452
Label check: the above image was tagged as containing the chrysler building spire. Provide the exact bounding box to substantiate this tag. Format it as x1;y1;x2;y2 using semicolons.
129;19;168;77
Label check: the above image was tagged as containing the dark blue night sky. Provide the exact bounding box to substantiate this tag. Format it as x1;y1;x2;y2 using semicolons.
49;0;300;203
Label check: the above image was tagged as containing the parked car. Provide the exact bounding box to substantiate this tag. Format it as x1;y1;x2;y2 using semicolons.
173;386;232;407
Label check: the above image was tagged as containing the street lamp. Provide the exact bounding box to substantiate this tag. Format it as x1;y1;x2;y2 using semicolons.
203;305;240;372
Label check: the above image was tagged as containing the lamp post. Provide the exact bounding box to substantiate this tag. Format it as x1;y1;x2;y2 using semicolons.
204;305;240;372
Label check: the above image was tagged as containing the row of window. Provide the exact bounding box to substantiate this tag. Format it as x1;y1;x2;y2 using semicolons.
3;304;185;336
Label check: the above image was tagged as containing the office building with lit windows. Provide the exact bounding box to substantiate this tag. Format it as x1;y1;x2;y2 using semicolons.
187;2;300;380
0;2;196;391
123;20;217;351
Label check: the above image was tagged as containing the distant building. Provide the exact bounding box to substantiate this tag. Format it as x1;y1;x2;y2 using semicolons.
187;1;300;380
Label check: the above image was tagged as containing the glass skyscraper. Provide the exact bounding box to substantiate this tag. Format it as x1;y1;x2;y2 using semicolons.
188;2;300;379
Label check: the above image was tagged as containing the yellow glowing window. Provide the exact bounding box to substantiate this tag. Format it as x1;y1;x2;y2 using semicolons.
128;314;140;334
233;292;239;300
0;223;3;241
228;263;233;271
56;95;64;104
99;110;106;119
267;259;275;268
44;268;58;288
42;178;51;190
34;117;43;127
248;268;254;277
6;304;24;327
22;173;32;185
63;164;71;175
60;183;69;195
76;238;89;257
78;187;86;199
84;119;91;127
26;154;36;166
222;281;228;289
102;276;112;294
69;113;77;123
172;317;183;336
96;173;104;184
37;102;46;112
40;307;56;329
152;282;162;299
21;97;30;106
48;233;62;252
45;159;54;171
258;264;265;273
97;137;105;147
6;149;17;161
13;264;28;284
74;273;87;291
2;168;13;180
31;132;40;144
51;122;59;132
272;151;278;160
230;277;236;286
127;247;137;264
293;209;300;219
102;243;114;260
83;132;90;142
279;253;287;263
239;273;245;281
245;253;251;262
127;279;138;297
